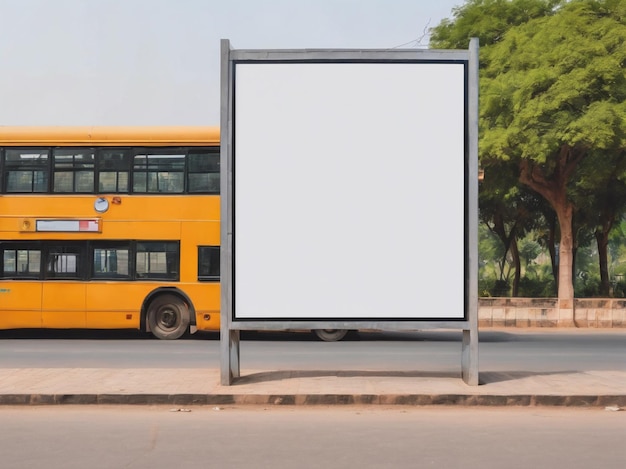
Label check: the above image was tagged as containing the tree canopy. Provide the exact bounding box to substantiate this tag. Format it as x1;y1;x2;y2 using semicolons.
431;0;626;305
430;0;563;49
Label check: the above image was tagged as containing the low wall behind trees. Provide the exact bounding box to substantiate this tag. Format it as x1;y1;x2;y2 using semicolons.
479;298;626;328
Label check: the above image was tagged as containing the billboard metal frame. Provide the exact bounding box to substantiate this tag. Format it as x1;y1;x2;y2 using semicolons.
220;39;480;385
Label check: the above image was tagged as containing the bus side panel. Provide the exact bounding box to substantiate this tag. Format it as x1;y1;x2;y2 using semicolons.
85;283;144;329
184;283;221;332
0;282;42;329
179;220;220;282
85;283;220;331
41;283;86;328
104;221;183;240
178;220;220;332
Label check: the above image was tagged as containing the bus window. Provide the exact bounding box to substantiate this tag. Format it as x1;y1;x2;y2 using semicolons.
187;151;220;193
92;244;130;279
136;242;179;280
4;150;49;192
198;246;220;281
97;150;130;193
52;148;95;193
133;153;185;193
45;244;85;279
2;246;41;278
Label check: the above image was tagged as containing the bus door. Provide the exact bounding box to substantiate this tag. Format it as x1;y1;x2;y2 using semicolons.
0;246;42;328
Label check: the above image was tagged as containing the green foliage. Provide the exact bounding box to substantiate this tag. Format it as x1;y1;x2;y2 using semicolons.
609;218;626;275
613;280;626;298
518;264;557;296
478;223;505;276
430;0;564;49
437;0;626;298
480;1;626;164
574;244;600;295
519;238;542;266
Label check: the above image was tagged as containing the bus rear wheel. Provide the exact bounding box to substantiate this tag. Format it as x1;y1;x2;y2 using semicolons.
313;329;348;342
147;294;190;340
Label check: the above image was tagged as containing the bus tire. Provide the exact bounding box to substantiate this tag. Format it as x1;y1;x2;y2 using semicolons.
313;329;348;342
147;294;190;340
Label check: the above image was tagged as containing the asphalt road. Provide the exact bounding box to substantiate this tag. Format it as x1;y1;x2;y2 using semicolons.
0;329;624;373
0;405;624;469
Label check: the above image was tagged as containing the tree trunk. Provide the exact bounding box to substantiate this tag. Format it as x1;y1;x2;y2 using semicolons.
487;211;516;288
519;145;584;325
596;197;616;297
546;212;558;289
510;237;521;297
571;226;578;294
520;169;575;301
596;230;610;297
554;203;575;301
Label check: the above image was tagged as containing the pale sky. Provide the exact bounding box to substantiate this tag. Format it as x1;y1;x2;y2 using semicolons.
0;0;463;126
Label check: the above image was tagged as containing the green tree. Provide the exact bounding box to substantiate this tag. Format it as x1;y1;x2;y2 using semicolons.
432;0;566;298
479;159;546;295
430;0;563;50
528;192;559;287
480;0;626;307
518;235;556;296
478;222;507;295
608;215;626;296
433;1;626;309
573;149;626;295
479;160;520;295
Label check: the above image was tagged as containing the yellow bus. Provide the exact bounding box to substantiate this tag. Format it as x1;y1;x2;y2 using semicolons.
0;126;221;340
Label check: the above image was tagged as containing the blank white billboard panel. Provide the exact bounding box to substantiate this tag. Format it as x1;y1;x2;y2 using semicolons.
233;61;466;320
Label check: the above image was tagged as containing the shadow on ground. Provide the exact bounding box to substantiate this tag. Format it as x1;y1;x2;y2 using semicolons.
233;369;576;386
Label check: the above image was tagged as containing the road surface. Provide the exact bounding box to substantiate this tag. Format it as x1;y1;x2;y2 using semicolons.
0;405;624;469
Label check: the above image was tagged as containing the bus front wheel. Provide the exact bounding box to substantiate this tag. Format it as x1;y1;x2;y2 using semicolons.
147;294;190;340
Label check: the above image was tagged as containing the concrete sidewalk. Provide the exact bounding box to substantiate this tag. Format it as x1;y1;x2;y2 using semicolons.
0;367;625;407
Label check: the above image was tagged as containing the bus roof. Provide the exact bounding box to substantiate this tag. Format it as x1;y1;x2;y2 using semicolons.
0;126;220;146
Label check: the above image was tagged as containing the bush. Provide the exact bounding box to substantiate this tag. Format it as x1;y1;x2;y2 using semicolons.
490;280;510;297
575;273;601;298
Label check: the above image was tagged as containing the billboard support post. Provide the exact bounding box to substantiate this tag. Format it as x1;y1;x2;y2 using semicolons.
220;39;240;385
462;37;480;386
220;39;480;386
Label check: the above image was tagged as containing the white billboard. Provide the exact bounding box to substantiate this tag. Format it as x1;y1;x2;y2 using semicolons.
231;60;467;321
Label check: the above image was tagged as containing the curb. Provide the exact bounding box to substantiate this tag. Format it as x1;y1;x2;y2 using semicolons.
1;394;625;407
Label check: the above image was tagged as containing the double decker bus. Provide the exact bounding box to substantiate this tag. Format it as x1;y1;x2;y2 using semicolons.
0;127;220;340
